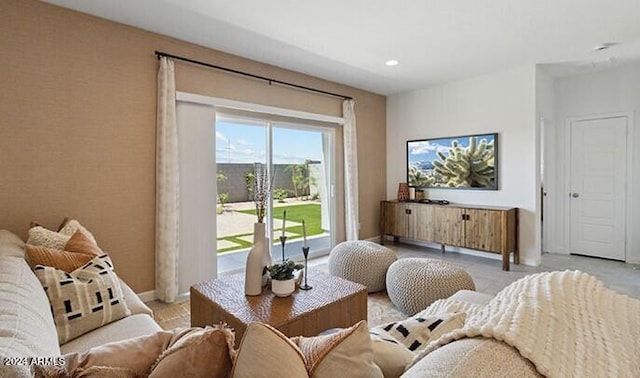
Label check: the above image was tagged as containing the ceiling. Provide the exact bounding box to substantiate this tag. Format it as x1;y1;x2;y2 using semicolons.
43;0;640;95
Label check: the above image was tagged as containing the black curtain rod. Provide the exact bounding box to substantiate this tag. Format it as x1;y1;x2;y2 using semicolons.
155;51;353;101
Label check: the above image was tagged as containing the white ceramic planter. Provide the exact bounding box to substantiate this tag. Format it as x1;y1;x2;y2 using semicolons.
271;278;295;297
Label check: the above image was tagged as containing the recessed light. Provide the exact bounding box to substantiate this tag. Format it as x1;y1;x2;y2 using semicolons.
385;59;399;66
594;42;619;51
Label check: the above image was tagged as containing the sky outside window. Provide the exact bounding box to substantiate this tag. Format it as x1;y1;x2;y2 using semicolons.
216;121;323;164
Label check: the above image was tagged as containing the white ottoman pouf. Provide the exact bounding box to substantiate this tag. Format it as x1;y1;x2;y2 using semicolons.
386;258;475;315
329;241;397;293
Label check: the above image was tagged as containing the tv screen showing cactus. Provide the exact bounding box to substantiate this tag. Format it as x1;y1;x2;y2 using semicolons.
407;133;498;190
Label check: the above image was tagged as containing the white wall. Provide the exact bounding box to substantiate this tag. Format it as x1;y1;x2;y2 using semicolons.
552;63;640;263
387;65;540;265
535;66;556;253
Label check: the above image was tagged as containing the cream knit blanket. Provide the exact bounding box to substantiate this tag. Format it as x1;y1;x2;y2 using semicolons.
411;271;640;377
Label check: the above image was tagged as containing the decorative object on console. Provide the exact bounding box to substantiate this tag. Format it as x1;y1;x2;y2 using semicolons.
279;235;287;263
397;182;409;201
245;163;272;296
415;189;425;200
407;133;498;189
279;210;287;262
299;219;312;290
267;259;304;297
300;246;312;291
245;222;267;296
408;187;416;200
418;199;450;205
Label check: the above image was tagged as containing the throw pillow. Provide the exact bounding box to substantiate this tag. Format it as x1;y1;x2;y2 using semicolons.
34;254;131;344
29;218;69;232
368;333;415;378
149;326;236;377
34;325;235;378
371;312;466;353
27;226;71;250
59;330;175;377
25;231;102;272
232;321;383;378
292;321;383;377
232;322;308;378
27;219;97;250
58;219;97;245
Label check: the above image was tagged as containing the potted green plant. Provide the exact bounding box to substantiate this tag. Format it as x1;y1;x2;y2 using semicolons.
267;260;304;297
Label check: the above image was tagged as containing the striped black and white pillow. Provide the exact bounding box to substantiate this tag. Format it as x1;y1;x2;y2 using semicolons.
370;312;465;353
34;254;131;344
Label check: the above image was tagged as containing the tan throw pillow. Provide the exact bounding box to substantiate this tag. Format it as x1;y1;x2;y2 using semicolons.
59;219;97;245
35;326;233;377
232;321;383;378
371;312;466;354
232;322;308;378
25;231;102;272
58;330;175;377
292;321;383;377
34;254;131;344
149;326;236;377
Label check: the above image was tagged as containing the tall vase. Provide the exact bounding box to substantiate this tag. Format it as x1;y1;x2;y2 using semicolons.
245;222;267;296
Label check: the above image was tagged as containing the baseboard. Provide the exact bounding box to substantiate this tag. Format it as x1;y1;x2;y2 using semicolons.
138;290;156;303
138;290;191;303
365;235;382;243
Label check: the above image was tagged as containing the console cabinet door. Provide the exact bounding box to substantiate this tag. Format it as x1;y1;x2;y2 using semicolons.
433;207;464;247
465;209;502;252
381;202;408;238
413;204;435;241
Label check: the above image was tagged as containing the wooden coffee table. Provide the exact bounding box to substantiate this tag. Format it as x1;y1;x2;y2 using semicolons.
190;270;367;346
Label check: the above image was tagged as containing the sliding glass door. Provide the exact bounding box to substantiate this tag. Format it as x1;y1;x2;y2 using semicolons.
216;114;335;274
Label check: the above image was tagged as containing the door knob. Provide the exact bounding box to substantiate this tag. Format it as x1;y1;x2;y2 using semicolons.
572;193;580;198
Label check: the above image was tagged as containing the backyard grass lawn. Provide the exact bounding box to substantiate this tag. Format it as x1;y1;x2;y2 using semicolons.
216;203;323;254
239;203;323;237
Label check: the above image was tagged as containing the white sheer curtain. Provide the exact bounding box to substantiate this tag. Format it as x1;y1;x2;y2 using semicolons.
343;99;359;240
156;57;180;303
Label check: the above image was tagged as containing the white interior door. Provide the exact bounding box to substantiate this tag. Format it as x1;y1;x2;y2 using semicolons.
569;116;627;260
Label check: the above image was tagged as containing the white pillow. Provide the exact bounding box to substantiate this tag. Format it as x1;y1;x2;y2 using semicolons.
34;254;130;344
371;312;466;353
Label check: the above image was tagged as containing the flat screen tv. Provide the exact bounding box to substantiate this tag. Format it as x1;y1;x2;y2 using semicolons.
407;133;498;190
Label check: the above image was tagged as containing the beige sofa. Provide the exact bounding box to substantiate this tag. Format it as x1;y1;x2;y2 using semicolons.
0;227;546;377
0;224;624;378
0;230;161;377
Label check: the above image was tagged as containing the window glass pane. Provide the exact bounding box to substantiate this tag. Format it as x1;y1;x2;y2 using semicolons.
216;116;334;275
215;120;267;274
271;126;332;262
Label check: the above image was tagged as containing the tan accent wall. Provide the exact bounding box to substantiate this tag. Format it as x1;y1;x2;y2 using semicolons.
0;0;386;292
